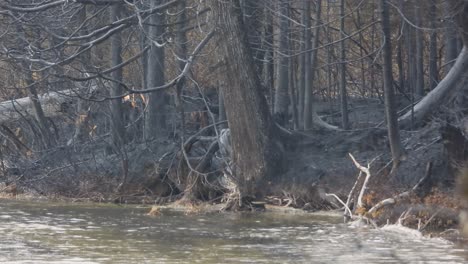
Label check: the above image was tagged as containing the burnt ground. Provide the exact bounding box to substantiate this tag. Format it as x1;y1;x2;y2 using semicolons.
1;96;467;236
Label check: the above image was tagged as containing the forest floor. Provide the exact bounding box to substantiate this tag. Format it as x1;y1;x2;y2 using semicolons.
1;96;466;240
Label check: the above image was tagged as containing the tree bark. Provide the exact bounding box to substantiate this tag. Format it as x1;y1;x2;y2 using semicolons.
210;0;283;202
242;0;263;75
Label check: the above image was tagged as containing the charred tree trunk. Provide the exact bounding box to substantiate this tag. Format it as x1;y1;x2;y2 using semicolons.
145;0;167;140
210;0;283;204
414;5;425;97
304;0;332;130
444;0;460;73
175;0;187;138
339;0;349;129
263;8;274;112
274;0;290;126
380;0;403;166
429;0;439;90
109;4;125;147
70;6;92;145
302;0;336;130
297;0;308;128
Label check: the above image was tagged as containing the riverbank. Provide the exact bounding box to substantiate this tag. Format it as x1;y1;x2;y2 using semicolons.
0;187;465;245
1;98;466;243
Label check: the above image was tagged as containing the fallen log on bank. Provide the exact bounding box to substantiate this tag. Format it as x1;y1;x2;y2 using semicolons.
0;90;71;123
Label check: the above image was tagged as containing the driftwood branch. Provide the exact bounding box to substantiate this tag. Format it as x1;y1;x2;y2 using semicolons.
345;171;362;212
326;193;353;217
348;153;372;209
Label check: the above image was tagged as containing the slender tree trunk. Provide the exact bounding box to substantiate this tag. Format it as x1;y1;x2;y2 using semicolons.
302;0;336;130
397;32;405;93
357;8;366;97
297;0;308;128
145;0;166;140
408;32;416;96
263;9;274;112
429;0;439;90
109;4;125;147
326;2;334;113
304;0;322;129
140;1;150;96
370;7;377;98
175;0;187;138
274;0;290;125
380;0;403;166
415;5;425;96
210;0;283;203
444;0;460;73
218;85;226;124
289;48;298;129
339;0;349;129
71;6;92;145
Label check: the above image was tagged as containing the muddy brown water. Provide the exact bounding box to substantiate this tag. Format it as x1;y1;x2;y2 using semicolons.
0;199;466;264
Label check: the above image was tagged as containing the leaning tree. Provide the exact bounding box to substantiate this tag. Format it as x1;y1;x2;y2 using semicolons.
399;0;468;128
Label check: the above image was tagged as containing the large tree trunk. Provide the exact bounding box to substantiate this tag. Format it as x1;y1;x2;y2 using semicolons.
399;0;468;128
210;0;283;203
145;0;167;140
380;0;403;166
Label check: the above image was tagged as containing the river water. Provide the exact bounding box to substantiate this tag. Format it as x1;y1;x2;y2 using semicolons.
0;199;465;264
